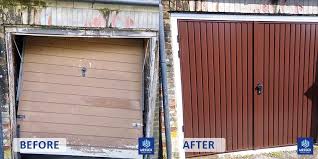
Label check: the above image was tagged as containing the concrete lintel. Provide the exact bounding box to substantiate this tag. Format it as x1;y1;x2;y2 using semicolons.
4;26;158;38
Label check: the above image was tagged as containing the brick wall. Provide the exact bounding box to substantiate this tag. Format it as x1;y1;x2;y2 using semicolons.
0;6;23;157
161;0;184;158
0;28;10;159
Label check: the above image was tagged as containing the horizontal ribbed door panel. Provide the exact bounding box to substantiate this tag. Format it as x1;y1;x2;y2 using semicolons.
17;37;144;157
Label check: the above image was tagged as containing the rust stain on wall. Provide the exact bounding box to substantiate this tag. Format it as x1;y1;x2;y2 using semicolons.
91;15;106;27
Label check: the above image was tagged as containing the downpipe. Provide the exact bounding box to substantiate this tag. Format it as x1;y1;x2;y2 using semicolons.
159;1;172;159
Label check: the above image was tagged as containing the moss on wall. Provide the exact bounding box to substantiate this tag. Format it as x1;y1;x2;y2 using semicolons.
0;0;46;24
97;8;120;27
0;0;46;9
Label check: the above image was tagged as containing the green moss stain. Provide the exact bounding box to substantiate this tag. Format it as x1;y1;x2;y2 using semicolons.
97;8;119;27
4;148;11;159
0;0;46;9
98;8;111;17
265;151;285;158
0;0;46;23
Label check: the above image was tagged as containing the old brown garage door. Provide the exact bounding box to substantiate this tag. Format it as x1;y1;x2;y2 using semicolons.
17;37;144;157
178;20;318;157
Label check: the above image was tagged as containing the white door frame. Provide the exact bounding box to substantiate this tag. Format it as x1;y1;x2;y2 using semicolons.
170;13;318;159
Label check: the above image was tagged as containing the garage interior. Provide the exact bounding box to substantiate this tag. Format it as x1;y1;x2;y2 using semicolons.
11;35;148;159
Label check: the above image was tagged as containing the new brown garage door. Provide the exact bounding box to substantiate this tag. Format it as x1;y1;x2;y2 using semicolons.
178;20;318;157
17;37;144;157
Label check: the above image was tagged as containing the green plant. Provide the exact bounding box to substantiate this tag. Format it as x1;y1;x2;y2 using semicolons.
0;0;46;23
0;0;46;9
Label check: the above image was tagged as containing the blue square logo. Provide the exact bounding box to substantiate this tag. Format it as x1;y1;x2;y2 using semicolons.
138;137;154;155
297;137;313;155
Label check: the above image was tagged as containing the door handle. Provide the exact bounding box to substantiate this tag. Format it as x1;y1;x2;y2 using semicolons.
256;82;263;95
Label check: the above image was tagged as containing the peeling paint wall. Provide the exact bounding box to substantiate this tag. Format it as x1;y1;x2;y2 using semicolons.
0;1;159;159
2;0;159;30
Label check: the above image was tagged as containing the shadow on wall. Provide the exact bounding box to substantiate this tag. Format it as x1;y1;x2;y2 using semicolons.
305;53;318;143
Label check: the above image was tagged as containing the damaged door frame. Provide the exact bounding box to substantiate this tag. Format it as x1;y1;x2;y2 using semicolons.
4;26;158;159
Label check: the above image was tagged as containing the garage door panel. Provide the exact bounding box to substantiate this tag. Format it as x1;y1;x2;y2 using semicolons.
178;21;193;139
26;37;143;55
18;111;141;129
19;37;143;157
247;23;254;149
179;21;254;156
218;23;227;144
253;23;264;148
298;24;306;139
200;22;210;139
22;81;141;100
187;21;199;140
307;24;316;138
20;91;140;110
19;101;141;119
211;23;221;139
26;46;143;64
311;26;318;142
241;23;252;149
263;24;270;147
288;24;296;144
267;24;275;147
235;23;243;149
24;54;142;73
302;24;311;138
254;23;318;148
206;23;215;139
19;122;140;139
283;24;291;145
23;72;142;91
20;132;137;149
293;24;301;143
178;21;318;156
23;63;142;82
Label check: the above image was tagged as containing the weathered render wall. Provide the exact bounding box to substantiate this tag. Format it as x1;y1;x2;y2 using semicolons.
0;28;8;159
0;1;159;159
163;0;318;158
3;0;159;29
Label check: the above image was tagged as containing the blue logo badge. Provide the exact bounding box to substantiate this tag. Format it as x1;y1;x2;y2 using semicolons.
297;137;313;155
138;137;154;155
